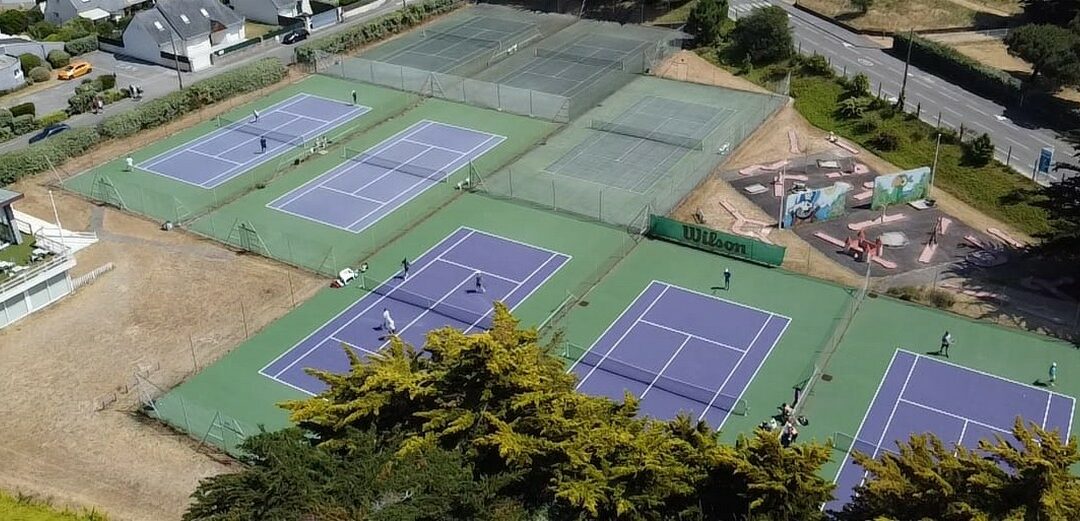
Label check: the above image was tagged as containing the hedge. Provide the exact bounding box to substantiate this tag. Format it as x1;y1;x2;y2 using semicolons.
46;49;70;68
295;0;460;63
0;108;11;128
11;102;34;117
0;127;100;184
18;53;41;75
64;35;98;56
11;114;34;135
28;66;50;83
38;110;67;127
67;91;98;114
99;57;286;139
890;33;1020;105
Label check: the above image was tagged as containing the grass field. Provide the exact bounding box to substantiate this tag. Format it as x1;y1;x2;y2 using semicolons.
62;76;418;225
0;491;107;521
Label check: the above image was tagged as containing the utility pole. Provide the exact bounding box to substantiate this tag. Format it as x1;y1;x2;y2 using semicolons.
929;133;941;198
897;28;913;110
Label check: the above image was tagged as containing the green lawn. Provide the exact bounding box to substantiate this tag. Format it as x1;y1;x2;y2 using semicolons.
0;236;37;284
0;491;107;521
650;0;698;24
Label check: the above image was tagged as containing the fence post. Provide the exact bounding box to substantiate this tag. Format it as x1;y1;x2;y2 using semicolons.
936;111;942;128
1006;146;1012;166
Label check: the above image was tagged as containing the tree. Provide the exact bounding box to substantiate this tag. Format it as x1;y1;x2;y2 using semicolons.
1005;24;1080;88
963;132;995;166
0;9;29;35
838;96;871;119
844;72;871;99
850;0;874;14
838;419;1080;520
731;6;794;65
686;0;729;46
1020;0;1080;26
281;306;836;520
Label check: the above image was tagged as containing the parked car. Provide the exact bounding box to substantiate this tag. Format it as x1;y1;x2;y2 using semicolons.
29;123;70;144
57;61;92;80
282;29;309;45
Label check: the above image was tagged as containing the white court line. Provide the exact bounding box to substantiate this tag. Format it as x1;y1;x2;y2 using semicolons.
957;420;970;447
343;134;499;230
188;149;241;165
895;348;1075;402
696;315;771;423
640;335;693;399
899;399;1011;436
1043;392;1053;429
277;109;331;123
830;349;906;485
652;280;793;322
638;319;746;354
573;285;670;389
870;354;920;460
435;258;522;284
328;335;379;356
402;137;469;155
317;185;386;204
264;227;570;388
567;284;656;374
266;229;476;379
346;141;445;196
269;121;435;208
712;316;790;431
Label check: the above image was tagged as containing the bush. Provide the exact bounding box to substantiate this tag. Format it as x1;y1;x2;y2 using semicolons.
11;114;35;135
963;132;995;166
37;110;67;127
798;53;833;77
0;127;100;184
886;286;956;310
28;66;50;83
67;91;98;114
0;126;12;143
64;35;98;56
99;73;115;90
17;53;41;75
296;0;458;63
891;33;1020;105
98;57;286;139
869;129;902;151
46;49;70;68
0;108;11;128
27;21;57;40
10;102;34;117
102;89;128;104
0;9;29;35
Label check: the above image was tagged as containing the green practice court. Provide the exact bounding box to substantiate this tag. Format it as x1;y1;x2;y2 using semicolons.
62;76;418;224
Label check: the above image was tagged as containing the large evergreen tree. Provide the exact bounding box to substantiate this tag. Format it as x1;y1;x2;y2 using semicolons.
730;6;794;65
685;0;729;46
1005;24;1080;89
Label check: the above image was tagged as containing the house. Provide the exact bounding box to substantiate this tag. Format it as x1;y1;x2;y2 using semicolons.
120;0;245;72
231;0;311;26
44;0;152;24
0;36;66;61
0;55;24;91
0;189;79;330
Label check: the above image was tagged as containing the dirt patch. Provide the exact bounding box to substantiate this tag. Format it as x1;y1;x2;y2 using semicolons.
0;94;326;520
795;0;978;33
653;50;772;94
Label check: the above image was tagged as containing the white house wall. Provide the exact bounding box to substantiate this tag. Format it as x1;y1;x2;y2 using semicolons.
231;0;280;25
121;24;166;66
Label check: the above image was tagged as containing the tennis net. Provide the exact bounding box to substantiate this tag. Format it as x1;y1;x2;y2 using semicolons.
422;28;503;50
589;119;705;150
369;282;492;329
215;117;306;147
535;48;624;70
343;149;450;184
831;431;887;457
570;345;748;416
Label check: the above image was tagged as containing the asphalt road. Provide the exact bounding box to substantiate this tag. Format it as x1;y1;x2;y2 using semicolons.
730;0;1075;184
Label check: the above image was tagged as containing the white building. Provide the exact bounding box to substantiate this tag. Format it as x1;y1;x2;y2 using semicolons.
44;0;152;24
120;0;245;72
231;0;311;26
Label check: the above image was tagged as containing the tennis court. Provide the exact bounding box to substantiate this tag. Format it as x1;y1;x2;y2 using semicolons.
546;96;732;193
492;34;650;96
139;93;368;189
571;280;790;428
260;227;571;394
267;120;505;233
829;349;1076;510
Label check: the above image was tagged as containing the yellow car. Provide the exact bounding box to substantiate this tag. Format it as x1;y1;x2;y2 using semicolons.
57;61;92;80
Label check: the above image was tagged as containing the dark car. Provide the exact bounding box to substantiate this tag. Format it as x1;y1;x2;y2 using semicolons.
29;123;71;144
282;29;309;45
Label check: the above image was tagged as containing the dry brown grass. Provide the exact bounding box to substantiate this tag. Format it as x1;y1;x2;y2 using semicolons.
796;0;979;33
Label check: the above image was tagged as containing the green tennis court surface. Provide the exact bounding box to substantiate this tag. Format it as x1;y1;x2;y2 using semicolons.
63;76;417;224
188;98;555;276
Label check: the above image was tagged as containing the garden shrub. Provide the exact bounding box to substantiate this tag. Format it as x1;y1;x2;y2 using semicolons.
11;114;35;135
63;35;98;56
46;49;70;68
10;102;34;117
18;53;41;75
28;66;50;83
0;127;100;184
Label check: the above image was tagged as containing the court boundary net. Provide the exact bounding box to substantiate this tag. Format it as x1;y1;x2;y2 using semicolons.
367;281;494;329
565;342;749;416
343;148;458;184
534;48;624;70
831;431;886;456
589;119;705;150
215;116;306;147
793;281;868;417
421;28;506;50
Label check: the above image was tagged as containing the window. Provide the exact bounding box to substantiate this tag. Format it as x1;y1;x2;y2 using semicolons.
153;21;164;30
199;8;209;17
180;14;190;23
14;69;20;77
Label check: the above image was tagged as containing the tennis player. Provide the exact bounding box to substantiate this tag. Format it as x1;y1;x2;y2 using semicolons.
125;156;134;171
382;308;396;335
1049;362;1057;386
260;137;267;154
474;271;485;294
252;109;259;123
401;257;410;280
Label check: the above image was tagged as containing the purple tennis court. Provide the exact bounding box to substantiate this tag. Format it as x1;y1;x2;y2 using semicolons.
260;227;570;395
571;281;790;428
829;349;1075;511
266;120;505;233
138;94;368;188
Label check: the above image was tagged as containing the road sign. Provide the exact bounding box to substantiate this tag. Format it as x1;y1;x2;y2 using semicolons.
1037;146;1054;175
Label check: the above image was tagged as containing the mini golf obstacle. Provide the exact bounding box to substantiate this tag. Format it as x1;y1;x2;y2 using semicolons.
814;228;897;269
917;216;952;264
